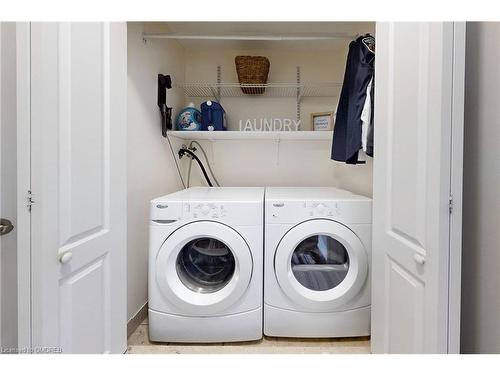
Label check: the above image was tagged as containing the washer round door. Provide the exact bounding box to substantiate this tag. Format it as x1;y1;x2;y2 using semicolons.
156;221;253;315
274;219;368;311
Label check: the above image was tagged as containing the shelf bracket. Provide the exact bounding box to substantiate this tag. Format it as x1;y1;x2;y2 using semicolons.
296;66;301;129
208;65;222;101
217;65;222;100
275;137;281;166
209;86;220;102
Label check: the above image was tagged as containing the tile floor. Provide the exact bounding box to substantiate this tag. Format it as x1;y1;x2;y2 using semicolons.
127;317;371;354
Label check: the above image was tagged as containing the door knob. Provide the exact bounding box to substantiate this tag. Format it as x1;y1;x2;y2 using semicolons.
0;218;14;236
413;253;426;265
59;252;73;264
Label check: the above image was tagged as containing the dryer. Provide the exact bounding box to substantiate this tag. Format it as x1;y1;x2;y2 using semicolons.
264;187;372;338
149;187;264;343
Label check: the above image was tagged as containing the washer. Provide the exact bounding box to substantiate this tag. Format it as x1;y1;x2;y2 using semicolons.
264;187;372;338
149;187;264;343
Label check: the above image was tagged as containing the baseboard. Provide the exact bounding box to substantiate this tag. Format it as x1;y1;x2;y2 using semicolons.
127;302;148;338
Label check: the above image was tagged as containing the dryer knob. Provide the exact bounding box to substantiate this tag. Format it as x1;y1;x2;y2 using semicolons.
316;203;326;213
201;205;210;215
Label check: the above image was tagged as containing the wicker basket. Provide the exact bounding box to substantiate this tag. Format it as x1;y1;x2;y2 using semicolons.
235;56;270;94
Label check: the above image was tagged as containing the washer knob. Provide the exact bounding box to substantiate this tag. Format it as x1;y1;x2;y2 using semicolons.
316;203;326;213
201;205;210;215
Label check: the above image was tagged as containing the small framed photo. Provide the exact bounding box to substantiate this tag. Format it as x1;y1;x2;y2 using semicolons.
311;111;334;131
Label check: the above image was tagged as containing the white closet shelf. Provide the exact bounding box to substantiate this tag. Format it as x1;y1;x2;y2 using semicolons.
173;82;341;99
143;33;356;41
167;130;333;141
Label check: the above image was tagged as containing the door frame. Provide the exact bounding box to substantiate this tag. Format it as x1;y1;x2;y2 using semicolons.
447;21;465;353
16;21;32;352
0;23;3;348
13;21;465;354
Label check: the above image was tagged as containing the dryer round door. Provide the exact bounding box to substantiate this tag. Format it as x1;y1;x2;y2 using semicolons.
156;221;253;315
274;219;368;311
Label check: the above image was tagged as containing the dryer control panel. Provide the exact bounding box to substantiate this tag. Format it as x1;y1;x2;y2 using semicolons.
307;202;341;217
266;199;371;224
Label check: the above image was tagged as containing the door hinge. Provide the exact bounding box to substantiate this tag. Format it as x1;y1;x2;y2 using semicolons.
27;190;35;212
448;195;453;214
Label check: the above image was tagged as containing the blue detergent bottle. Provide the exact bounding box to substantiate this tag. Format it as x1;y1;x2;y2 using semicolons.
200;101;227;131
176;102;202;131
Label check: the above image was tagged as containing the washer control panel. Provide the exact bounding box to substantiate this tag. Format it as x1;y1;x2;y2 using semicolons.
187;203;228;219
151;199;263;225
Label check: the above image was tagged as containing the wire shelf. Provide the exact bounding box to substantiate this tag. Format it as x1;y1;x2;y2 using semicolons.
173;82;341;99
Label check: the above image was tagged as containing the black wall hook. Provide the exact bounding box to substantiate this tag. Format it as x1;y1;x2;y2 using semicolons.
158;74;173;137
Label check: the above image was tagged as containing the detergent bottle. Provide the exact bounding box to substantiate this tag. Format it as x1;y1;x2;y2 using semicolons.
176;102;202;131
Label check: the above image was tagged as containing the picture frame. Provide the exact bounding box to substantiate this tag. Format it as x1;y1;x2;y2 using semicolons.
311;111;335;131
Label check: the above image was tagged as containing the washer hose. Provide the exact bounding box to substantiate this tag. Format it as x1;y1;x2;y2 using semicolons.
178;148;213;187
187;141;221;187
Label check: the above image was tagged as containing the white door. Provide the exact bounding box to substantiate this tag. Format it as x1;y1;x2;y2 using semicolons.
371;22;465;353
1;22;18;352
274;219;368;310
0;23;4;350
29;22;127;353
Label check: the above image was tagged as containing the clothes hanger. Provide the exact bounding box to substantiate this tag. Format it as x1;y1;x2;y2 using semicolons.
361;33;375;53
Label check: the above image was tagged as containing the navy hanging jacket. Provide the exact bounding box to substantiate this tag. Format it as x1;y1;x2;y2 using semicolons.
331;35;375;164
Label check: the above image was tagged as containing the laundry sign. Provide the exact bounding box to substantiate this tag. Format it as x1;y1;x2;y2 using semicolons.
239;118;301;132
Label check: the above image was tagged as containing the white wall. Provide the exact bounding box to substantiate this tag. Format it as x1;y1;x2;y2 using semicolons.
461;22;500;354
0;22;17;349
127;22;186;320
186;139;372;196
